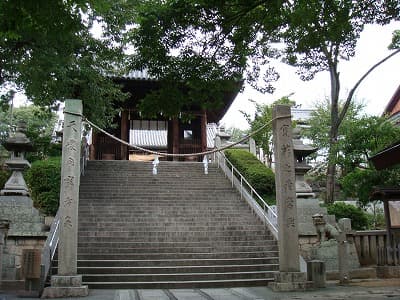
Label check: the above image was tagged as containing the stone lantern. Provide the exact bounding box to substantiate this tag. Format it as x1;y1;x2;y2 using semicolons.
0;121;33;196
292;127;317;198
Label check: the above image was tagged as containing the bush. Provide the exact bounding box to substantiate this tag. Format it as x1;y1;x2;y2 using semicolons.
327;202;369;230
26;157;61;216
0;169;11;190
225;149;275;203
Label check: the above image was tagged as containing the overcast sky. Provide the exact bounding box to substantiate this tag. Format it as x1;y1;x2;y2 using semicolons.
221;21;400;130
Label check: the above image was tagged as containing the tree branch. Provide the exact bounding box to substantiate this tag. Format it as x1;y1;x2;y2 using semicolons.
337;48;400;128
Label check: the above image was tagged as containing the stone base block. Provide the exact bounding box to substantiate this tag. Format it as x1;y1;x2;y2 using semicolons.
41;286;89;298
307;260;326;288
377;266;400;278
269;271;313;292
50;275;83;287
0;280;25;290
41;275;89;298
326;267;377;280
274;271;307;282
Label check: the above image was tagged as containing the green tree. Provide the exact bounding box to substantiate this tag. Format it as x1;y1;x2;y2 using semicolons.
130;1;399;203
226;127;248;143
327;202;369;230
0;0;133;127
0;105;58;161
305;100;400;205
128;1;284;118
242;96;295;167
279;0;400;203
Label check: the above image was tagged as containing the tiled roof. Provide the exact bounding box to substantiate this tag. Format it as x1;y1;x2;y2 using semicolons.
129;130;167;148
292;108;314;122
118;70;156;81
129;123;218;149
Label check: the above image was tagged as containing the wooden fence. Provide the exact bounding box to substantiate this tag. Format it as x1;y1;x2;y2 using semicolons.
354;230;400;266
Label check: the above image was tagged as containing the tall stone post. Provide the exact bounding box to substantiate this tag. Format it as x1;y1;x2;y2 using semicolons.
42;99;88;298
249;138;257;156
269;105;311;291
0;220;10;288
338;218;351;284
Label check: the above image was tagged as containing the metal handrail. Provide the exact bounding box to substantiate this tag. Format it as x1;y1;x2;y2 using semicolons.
215;151;278;238
39;209;61;293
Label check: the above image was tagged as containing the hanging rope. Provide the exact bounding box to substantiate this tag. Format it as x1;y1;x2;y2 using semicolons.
65;110;291;158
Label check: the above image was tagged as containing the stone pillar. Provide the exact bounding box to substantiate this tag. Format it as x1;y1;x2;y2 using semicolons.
269;105;311;291
249;138;256;156
42;99;88;298
338;218;351;284
307;260;326;288
0;220;10;287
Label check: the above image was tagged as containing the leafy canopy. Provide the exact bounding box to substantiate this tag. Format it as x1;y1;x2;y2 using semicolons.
0;105;58;161
0;0;136;126
128;1;284;118
305;99;400;206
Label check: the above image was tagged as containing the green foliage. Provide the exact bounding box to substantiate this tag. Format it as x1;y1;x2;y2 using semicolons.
129;1;284;117
366;206;386;230
226;127;248;143
0;0;131;127
0;105;59;161
307;100;400;206
327;202;369;230
389;30;400;49
26;157;61;216
0;169;10;190
340;167;400;207
225;149;275;203
242;96;295;167
305;99;364;155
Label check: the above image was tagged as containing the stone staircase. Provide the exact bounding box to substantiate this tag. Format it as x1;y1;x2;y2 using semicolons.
73;160;278;288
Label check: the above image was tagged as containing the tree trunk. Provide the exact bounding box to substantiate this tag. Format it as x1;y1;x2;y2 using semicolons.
326;62;340;204
325;48;400;204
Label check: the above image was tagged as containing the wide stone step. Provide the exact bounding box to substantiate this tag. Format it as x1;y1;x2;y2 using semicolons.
77;225;268;232
79;196;243;200
77;251;279;260
78;210;253;216
73;257;279;267
77;245;278;254
77;230;270;238
80;278;273;289
81;270;275;282
78;239;276;248
79;216;259;223
77;234;272;242
56;264;279;275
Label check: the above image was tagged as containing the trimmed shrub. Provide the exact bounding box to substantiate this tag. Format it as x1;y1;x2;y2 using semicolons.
327;202;369;230
26;157;61;216
225;149;275;203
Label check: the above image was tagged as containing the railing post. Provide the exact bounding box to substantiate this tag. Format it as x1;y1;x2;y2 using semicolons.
240;177;243;199
231;166;234;187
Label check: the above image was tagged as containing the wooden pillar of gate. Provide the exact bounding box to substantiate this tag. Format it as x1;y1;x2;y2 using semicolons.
200;111;207;153
120;110;129;160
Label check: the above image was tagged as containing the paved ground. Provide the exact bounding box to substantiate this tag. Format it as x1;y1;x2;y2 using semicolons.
2;280;400;300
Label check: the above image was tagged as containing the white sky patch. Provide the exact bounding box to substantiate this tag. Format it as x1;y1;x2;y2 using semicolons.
221;21;400;130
